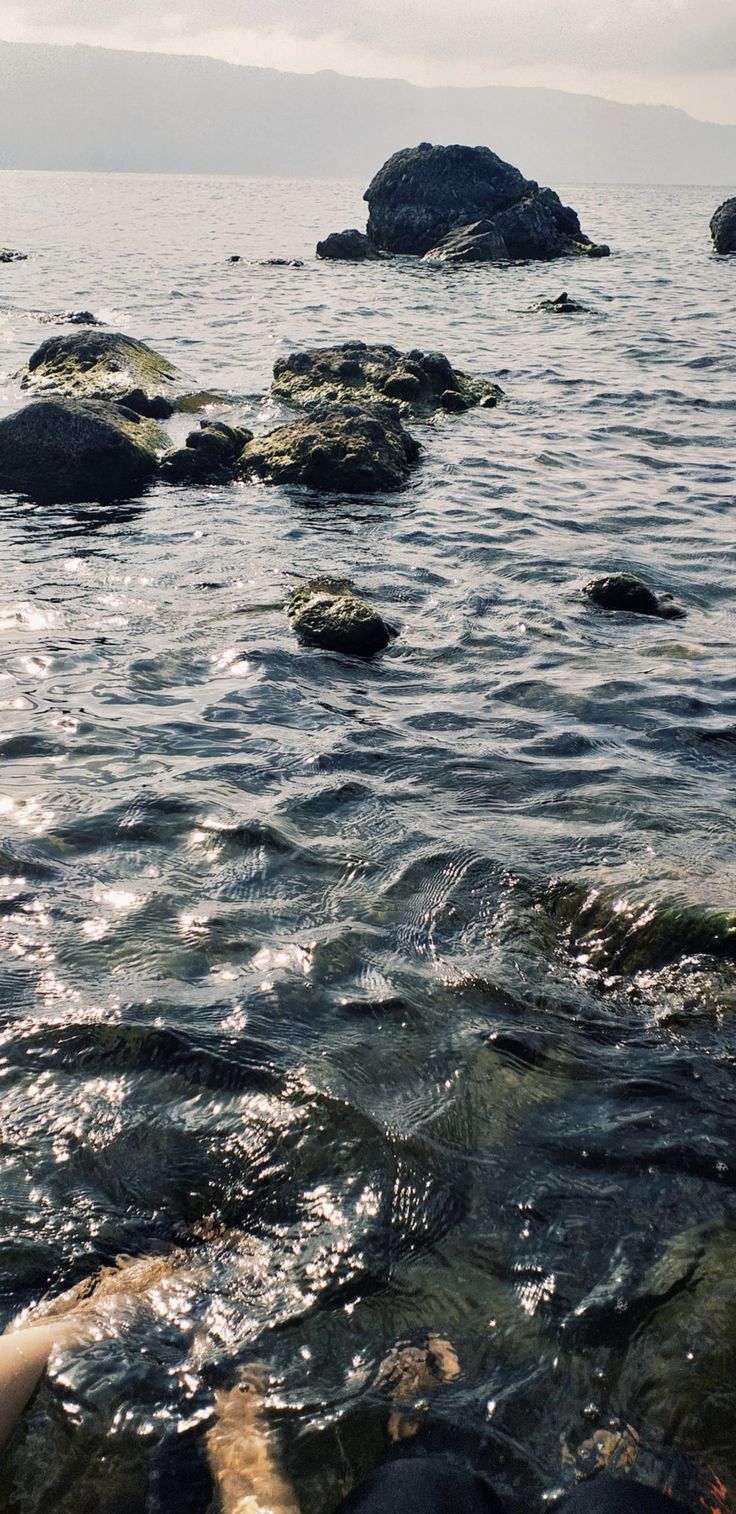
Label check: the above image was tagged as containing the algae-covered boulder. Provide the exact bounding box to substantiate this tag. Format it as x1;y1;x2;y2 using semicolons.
364;143;610;261
710;197;736;254
584;573;686;620
18;330;188;419
316;229;380;261
160;420;252;485
240;401;420;493
272;342;502;416
541;881;736;975
0;397;167;504
288;578;398;657
0;248;27;263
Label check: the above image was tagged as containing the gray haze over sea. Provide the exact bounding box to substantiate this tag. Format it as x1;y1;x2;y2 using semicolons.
0;172;735;1513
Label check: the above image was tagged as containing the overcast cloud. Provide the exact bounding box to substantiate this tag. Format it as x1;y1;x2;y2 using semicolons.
1;0;735;122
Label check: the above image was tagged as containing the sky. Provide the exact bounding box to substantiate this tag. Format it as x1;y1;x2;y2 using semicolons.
0;0;735;125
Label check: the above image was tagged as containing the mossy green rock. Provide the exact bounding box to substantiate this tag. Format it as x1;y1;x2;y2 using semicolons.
18;330;187;418
0;397;167;504
543;881;736;974
289;579;398;657
272;341;503;416
240;401;420;493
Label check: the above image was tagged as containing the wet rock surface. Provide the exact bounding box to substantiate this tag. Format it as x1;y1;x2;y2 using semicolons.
272;341;503;415
17;330;187;419
364;143;610;261
0;248;28;263
316;229;381;261
584;572;686;619
0;397;167;504
160;421;252;485
531;291;589;314
38;310;106;326
288;578;398;657
710;197;736;254
240;400;420;493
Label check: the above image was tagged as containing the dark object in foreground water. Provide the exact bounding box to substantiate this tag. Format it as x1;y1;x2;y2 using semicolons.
584;573;686;620
160;421;252;485
38;310;106;326
272;341;503;415
240;400;420;493
288;578;398;657
710;197;736;254
362;143;610;261
0;248;27;263
533;290;590;313
0;397;167;504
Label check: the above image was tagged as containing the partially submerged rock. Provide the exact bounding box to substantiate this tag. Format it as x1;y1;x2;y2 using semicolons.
0;397;167;504
18;330;189;419
288;578;398;657
710;197;736;254
531;291;589;314
160;421;252;485
541;881;735;975
0;248;27;263
584;573;686;620
364;143;609;261
38;310;106;326
316;229;380;261
272;341;502;415
240;401;420;493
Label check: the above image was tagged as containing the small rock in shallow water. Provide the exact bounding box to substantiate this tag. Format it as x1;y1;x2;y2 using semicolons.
316;229;380;260
532;290;589;313
0;248;27;263
710;197;736;254
584;573;686;620
160;421;252;485
272;341;503;415
38;310;105;326
240;400;420;493
0;397;167;504
288;578;398;657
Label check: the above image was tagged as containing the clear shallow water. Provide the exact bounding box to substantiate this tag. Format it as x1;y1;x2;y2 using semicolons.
0;173;735;1513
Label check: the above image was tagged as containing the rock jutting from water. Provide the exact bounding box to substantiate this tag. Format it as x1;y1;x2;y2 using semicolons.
272;341;503;416
240;400;420;493
584;573;686;620
0;397;168;504
38;310;106;326
288;578;398;657
17;330;192;419
316;229;381;261
316;143;610;263
531;291;589;314
710;197;736;254
160;421;253;485
0;248;27;263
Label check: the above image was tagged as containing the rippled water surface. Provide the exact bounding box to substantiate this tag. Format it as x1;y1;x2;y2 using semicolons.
0;173;735;1514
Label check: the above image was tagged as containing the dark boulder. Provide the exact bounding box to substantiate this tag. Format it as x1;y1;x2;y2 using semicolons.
160;421;252;485
271;341;503;415
316;229;380;261
240;401;420;493
288;578;398;657
710;197;736;254
531;291;589;314
17;330;192;419
0;397;167;504
0;248;27;263
584;573;686;620
364;143;609;261
38;311;106;326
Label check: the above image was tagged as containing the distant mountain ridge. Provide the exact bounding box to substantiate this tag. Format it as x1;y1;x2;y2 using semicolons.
0;39;735;184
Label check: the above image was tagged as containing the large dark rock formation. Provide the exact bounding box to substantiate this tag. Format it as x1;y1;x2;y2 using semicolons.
0;397;167;504
240;401;420;493
710;197;736;254
272;341;502;415
288;578;398;657
363;143;609;261
17;330;191;419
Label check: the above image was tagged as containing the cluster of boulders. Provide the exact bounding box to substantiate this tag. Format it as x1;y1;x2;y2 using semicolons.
318;143;611;265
